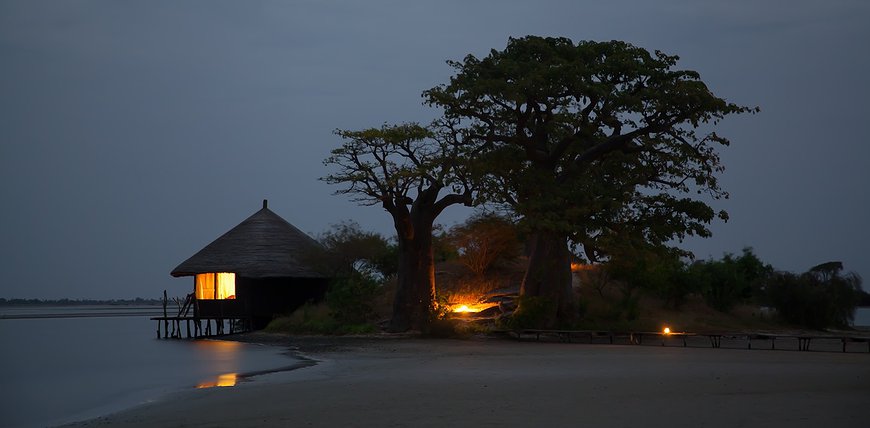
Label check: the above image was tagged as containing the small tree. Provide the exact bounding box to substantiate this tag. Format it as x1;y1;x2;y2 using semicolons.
602;238;687;316
692;248;772;312
804;262;861;328
311;221;396;279
765;265;861;330
448;212;521;277
323;123;473;331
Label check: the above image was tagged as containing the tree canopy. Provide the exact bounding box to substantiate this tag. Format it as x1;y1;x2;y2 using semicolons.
425;36;756;325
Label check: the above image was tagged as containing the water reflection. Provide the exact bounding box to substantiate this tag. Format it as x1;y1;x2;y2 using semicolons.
191;340;244;387
196;373;238;388
191;339;242;354
2;315;294;428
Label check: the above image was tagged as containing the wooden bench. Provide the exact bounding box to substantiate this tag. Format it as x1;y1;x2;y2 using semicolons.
502;329;870;353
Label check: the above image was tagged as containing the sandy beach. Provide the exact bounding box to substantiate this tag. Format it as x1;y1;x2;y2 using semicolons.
63;335;869;427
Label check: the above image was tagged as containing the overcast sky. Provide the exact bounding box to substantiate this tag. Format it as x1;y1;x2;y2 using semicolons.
1;0;868;299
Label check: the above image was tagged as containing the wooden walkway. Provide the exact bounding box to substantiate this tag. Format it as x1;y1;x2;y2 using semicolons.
151;315;251;339
505;329;870;353
152;290;251;339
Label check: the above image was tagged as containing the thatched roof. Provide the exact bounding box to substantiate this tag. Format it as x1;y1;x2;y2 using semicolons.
171;200;325;278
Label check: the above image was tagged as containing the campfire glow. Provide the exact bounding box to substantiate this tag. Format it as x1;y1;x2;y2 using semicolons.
450;302;497;313
570;262;595;272
663;327;671;334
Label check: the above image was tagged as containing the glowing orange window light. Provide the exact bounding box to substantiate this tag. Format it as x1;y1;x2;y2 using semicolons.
195;273;236;300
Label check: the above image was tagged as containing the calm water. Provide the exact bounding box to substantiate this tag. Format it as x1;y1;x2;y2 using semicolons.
0;306;300;428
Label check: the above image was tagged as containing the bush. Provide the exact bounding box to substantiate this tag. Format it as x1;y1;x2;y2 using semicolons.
264;272;382;335
499;296;555;330
765;263;862;329
603;243;693;310
264;303;377;335
309;221;397;279
265;303;339;334
694;248;772;312
326;273;381;325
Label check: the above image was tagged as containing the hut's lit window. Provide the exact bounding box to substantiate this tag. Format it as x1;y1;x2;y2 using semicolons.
195;273;236;300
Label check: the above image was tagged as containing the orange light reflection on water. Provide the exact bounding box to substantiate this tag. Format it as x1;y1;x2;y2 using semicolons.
192;340;243;388
192;339;243;353
196;373;238;388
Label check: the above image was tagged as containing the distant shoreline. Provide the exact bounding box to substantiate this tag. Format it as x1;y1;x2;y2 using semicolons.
0;304;164;319
0;298;163;306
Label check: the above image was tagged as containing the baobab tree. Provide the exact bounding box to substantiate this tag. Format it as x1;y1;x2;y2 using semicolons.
323;123;473;331
425;36;757;326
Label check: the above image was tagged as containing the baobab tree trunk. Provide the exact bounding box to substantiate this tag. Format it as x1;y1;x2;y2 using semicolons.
388;219;436;332
518;231;576;328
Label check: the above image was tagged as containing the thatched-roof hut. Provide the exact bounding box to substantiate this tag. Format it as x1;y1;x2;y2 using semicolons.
171;200;328;329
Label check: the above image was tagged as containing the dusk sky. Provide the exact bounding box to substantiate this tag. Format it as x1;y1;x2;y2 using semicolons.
1;1;868;299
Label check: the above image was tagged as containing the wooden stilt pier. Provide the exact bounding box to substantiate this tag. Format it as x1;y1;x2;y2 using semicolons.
153;290;251;339
151;315;251;339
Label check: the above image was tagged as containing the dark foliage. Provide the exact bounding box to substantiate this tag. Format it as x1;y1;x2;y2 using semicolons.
448;212;522;276
326;273;382;325
309;221;396;279
691;248;773;312
500;296;558;330
425;36;756;326
765;263;862;329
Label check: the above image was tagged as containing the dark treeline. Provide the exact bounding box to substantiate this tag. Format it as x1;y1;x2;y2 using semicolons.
599;248;868;330
0;297;163;306
285;217;869;333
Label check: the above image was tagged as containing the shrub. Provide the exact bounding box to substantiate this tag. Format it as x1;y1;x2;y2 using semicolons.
264;272;382;335
694;248;772;312
499;296;555;330
603;243;693;310
326;273;381;325
264;303;339;334
309;221;397;279
264;303;377;335
765;263;862;329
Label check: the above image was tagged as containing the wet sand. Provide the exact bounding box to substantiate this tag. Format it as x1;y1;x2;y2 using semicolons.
63;336;870;427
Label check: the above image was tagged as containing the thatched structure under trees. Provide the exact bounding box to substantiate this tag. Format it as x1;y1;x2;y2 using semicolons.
170;200;328;330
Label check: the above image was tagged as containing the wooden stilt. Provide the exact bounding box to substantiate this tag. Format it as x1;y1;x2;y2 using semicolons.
162;291;169;339
150;315;251;339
